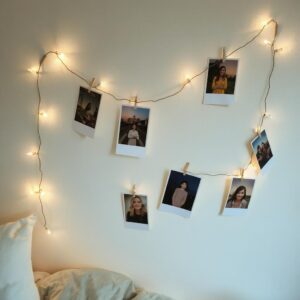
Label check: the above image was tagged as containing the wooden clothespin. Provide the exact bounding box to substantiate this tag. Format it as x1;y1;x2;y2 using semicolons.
183;162;190;176
220;47;226;62
133;96;138;109
132;184;136;196
240;168;245;179
88;78;96;93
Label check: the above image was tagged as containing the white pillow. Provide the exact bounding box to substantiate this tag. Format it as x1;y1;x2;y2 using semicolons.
0;215;39;300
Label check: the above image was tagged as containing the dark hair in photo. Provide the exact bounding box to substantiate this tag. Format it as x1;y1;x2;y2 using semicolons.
178;180;189;191
229;185;246;202
215;65;227;81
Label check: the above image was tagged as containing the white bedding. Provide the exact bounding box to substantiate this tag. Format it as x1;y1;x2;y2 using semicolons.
34;268;173;300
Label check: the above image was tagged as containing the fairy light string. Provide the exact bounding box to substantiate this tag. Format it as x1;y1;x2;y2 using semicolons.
32;19;279;232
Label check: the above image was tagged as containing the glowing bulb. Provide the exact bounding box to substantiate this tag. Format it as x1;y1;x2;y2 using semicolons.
46;229;52;235
185;77;191;85
254;127;261;134
31;187;45;196
27;66;39;74
57;52;65;60
262;19;274;26
264;40;272;46
26;151;37;156
39;111;48;118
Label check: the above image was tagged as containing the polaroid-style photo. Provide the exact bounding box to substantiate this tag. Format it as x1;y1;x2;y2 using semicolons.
73;86;102;138
251;130;273;170
203;58;239;106
222;177;256;216
116;105;150;158
122;193;149;230
160;170;201;218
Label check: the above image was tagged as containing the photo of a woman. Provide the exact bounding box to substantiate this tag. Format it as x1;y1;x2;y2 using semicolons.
223;178;256;216
161;170;201;217
204;58;238;106
172;181;188;208
212;65;228;94
125;195;148;224
225;185;248;208
127;124;139;146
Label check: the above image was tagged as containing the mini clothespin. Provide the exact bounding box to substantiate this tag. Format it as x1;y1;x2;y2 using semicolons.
240;168;245;179
183;162;190;176
88;78;96;93
220;47;226;62
133;96;138;108
132;184;136;197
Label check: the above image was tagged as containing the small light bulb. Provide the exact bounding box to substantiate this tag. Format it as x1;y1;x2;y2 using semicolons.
264;40;272;46
27;66;39;74
57;52;65;60
185;77;191;85
46;229;52;235
263;112;272;119
254;127;261;134
39;111;48;118
26;151;37;156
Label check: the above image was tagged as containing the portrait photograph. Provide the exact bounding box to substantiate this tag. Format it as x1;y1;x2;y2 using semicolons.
116;105;150;158
122;193;149;230
203;58;239;106
160;170;201;218
222;177;256;216
251;129;273;170
73;86;102;138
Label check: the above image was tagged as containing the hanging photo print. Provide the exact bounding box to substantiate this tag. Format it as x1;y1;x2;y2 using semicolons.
160;170;201;218
251;130;273;170
203;58;239;106
73;86;102;137
116;105;150;157
222;177;256;216
122;193;149;230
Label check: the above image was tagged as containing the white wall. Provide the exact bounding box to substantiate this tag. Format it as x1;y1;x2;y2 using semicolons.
1;0;300;299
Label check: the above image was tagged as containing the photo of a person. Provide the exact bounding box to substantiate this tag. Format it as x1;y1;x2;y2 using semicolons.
172;181;188;208
212;65;228;94
127;124;139;146
225;185;248;208
223;178;255;216
160;170;201;217
251;130;273;170
123;194;149;228
73;86;102;137
116;105;151;157
204;58;238;106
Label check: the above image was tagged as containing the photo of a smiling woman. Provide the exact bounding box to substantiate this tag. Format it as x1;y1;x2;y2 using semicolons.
226;185;248;209
224;178;256;214
126;195;148;224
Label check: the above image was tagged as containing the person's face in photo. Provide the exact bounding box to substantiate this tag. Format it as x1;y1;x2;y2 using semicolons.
180;182;187;190
132;196;142;211
219;66;226;76
132;124;137;130
236;188;245;201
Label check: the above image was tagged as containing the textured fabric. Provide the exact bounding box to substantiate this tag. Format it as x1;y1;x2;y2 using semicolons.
0;215;39;300
36;269;173;300
37;268;137;300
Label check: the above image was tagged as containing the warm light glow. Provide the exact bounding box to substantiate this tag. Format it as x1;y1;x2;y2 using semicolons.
185;76;192;85
31;187;45;196
39;111;48;118
262;19;274;26
264;40;272;46
254;127;261;134
46;229;52;235
57;52;65;60
27;66;39;74
26;151;37;156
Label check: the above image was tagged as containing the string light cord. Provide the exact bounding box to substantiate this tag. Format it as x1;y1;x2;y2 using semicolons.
33;20;278;231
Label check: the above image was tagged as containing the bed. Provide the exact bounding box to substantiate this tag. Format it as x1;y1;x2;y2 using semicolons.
0;215;172;300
